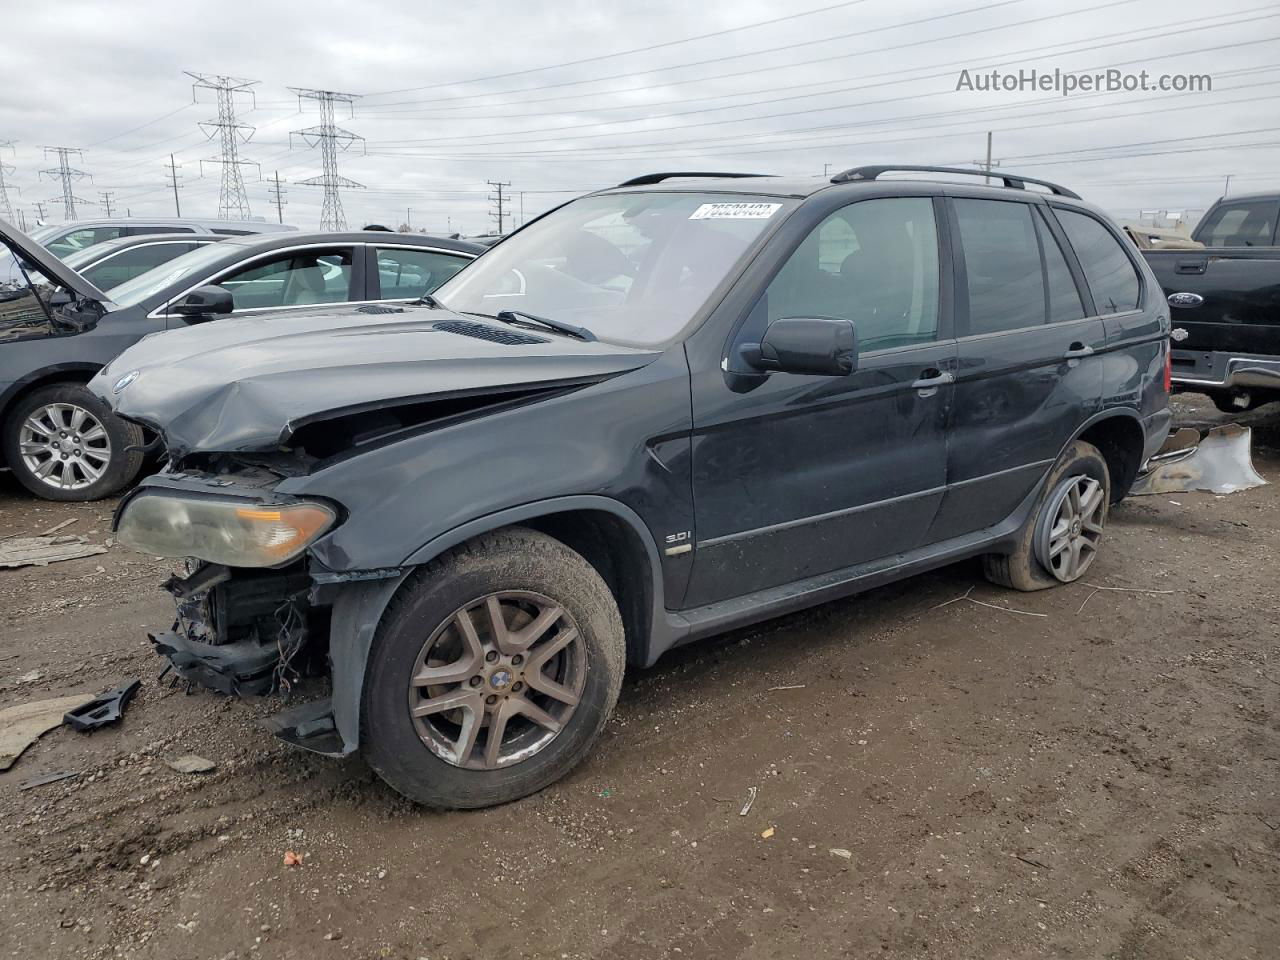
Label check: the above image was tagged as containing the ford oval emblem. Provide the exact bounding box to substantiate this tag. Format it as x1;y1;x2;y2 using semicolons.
1167;291;1203;308
113;370;139;394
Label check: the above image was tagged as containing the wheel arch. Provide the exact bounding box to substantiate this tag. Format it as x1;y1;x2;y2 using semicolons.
1069;409;1147;503
0;363;106;466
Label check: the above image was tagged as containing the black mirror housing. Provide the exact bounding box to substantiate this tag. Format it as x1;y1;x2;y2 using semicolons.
171;284;234;318
741;316;857;377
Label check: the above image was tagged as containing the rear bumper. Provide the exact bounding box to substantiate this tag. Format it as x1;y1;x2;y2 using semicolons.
1171;349;1280;391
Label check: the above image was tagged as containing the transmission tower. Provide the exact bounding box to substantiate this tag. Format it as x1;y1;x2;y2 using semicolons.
488;180;512;234
187;72;259;219
266;170;287;224
39;147;92;221
0;140;17;223
290;88;364;231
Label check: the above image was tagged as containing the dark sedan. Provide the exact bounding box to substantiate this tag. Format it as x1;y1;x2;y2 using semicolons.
60;233;225;293
0;226;483;500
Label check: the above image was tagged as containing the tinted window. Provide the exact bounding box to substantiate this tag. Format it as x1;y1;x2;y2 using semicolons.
82;242;201;292
124;225;196;237
1055;209;1141;314
762;197;939;351
954;199;1045;335
1195;200;1279;247
219;249;355;310
45;226;125;257
1036;211;1085;323
376;248;470;299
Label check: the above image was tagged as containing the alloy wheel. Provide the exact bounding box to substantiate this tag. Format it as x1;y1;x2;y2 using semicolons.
1035;474;1105;582
407;591;585;770
18;402;113;492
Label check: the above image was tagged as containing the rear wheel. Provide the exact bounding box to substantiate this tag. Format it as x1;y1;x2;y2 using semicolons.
984;440;1110;592
2;384;145;501
362;527;625;809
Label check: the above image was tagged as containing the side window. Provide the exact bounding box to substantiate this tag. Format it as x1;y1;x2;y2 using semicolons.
45;226;125;258
83;242;200;291
954;199;1046;335
1055;209;1142;314
124;226;195;237
1194;200;1279;247
376;248;470;300
761;197;939;352
218;249;355;310
1035;211;1086;323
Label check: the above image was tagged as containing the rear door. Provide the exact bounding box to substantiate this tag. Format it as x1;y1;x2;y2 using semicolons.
929;195;1104;541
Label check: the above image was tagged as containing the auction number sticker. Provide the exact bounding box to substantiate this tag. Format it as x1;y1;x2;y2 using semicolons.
689;202;781;220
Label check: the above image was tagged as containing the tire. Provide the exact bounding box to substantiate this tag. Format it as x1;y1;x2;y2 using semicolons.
1;383;145;501
983;440;1110;592
362;527;625;809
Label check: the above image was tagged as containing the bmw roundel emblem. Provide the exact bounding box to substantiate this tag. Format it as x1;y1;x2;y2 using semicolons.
1167;291;1204;308
113;370;139;394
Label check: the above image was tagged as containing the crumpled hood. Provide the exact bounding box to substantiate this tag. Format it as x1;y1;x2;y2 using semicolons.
89;303;657;455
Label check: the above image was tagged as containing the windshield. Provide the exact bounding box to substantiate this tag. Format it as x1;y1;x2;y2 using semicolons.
433;191;793;347
108;241;232;307
27;225;59;243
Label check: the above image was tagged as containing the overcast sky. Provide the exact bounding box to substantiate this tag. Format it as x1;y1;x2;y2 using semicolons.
0;0;1274;234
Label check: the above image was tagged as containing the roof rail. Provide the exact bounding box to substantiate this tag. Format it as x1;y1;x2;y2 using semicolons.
830;165;1081;200
616;171;771;187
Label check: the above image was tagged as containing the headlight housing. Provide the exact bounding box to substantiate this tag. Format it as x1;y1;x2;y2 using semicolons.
117;494;336;567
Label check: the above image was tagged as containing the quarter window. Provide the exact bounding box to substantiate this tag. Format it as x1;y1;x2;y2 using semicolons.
1194;200;1279;247
218;249;355;310
760;197;940;352
376;248;470;300
954;199;1047;335
1055;209;1141;314
1036;211;1086;323
45;226;125;257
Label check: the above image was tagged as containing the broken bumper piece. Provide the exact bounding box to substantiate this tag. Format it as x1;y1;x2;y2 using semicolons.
151;629;280;697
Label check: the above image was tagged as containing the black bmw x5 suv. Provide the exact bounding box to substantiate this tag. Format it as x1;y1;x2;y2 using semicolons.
89;166;1171;809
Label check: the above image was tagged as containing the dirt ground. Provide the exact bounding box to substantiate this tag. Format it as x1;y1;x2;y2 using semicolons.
1;393;1277;960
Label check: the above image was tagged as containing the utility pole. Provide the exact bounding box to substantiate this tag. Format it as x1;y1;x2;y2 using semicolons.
289;87;364;231
165;153;183;216
1223;174;1233;198
266;170;287;224
822;162;831;177
0;140;17;223
39;146;91;220
187;72;259;219
99;191;116;217
17;209;26;231
973;131;1001;185
33;201;48;221
488;180;511;234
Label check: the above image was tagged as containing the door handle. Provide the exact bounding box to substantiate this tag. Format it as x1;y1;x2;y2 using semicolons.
1175;260;1206;275
1064;343;1094;359
911;369;954;389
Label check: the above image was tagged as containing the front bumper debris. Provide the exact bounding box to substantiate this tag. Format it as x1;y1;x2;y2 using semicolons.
1131;423;1267;496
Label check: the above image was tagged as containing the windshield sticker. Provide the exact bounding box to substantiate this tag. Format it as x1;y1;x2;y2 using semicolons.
689;202;781;220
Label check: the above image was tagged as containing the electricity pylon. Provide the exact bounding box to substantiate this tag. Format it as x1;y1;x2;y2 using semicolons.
290;88;364;231
39;147;92;221
187;72;259;219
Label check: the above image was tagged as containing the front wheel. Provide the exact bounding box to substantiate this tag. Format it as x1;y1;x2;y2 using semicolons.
984;440;1110;592
362;527;625;809
1;384;145;501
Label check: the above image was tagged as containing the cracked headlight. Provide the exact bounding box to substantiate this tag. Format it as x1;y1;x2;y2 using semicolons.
117;495;336;567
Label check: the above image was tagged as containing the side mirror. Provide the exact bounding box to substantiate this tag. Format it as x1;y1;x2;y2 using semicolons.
740;317;858;377
170;284;234;321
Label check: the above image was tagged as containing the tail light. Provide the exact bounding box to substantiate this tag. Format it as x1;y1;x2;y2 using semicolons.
1163;340;1172;393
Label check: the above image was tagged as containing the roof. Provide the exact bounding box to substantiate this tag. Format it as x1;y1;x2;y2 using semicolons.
38;217;296;232
214;231;486;255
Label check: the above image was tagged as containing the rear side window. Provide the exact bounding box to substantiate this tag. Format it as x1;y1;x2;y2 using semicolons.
1055;209;1141;314
82;242;200;291
953;199;1045;335
1036;211;1085;323
45;226;125;257
1194;200;1279;247
376;248;470;299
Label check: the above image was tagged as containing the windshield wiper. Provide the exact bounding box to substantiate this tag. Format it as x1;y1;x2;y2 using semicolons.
494;309;595;342
416;293;442;307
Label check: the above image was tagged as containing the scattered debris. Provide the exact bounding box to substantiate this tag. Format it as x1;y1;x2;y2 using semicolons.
1013;853;1050;870
283;850;304;867
597;787;613;799
39;518;78;536
17;770;79;791
767;683;807;692
165;755;216;774
15;670;43;685
1076;583;1178;614
739;786;758;816
1132;423;1266;496
63;680;141;732
0;695;94;770
0;535;107;569
932;585;1047;618
323;931;343;941
761;826;775;839
829;848;853;860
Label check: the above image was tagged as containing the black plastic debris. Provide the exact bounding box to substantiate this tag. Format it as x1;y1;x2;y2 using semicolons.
18;770;79;791
63;680;141;732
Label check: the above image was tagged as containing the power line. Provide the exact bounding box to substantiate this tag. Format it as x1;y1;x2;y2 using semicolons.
187;72;260;219
289;88;364;230
39;147;92;221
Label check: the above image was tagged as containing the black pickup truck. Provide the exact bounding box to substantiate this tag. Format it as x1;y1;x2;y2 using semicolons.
1142;191;1280;411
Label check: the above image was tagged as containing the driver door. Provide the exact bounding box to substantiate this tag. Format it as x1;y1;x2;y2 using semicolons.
683;196;956;608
